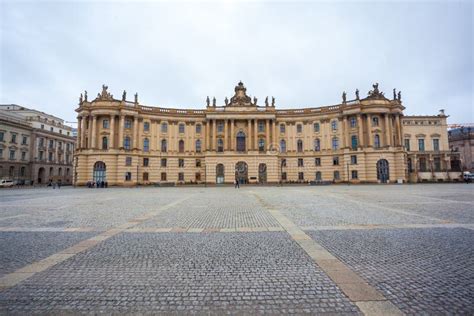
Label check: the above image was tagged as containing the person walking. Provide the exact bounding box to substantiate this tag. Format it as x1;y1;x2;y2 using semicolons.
235;178;240;189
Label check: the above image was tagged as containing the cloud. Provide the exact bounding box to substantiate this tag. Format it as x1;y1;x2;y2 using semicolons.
0;1;472;123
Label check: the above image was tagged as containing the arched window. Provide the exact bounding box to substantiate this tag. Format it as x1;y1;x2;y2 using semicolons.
124;136;131;150
372;116;379;126
178;140;185;153
351;135;358;150
195;139;202;153
280;139;286;153
258;138;265;152
161;139;167;152
316;171;322;181
143;138;149;152
236;131;246;152
217;138;224;152
297;139;303;152
331;120;338;131
314;139;320;151
374;134;381;148
332;137;339;150
102;137;108;150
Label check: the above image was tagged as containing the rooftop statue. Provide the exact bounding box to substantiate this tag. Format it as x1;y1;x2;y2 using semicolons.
134;93;138;104
122;90;127;101
212;97;216;107
229;81;252;106
272;96;275;107
265;96;269;107
342;91;347;103
253;96;258;105
393;88;397;100
79;93;83;104
225;97;229;106
367;82;387;100
397;91;402;101
95;84;113;101
206;96;210;107
355;89;359;100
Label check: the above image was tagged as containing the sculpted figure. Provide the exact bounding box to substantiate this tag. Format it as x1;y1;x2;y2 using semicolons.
206;96;210;107
271;96;275;107
212;97;216;107
253;96;257;105
397;91;401;101
84;90;88;102
225;97;229;106
79;93;83;104
373;83;379;93
134;93;138;104
342;91;347;103
393;88;396;100
122;90;127;101
355;89;359;100
265;96;269;107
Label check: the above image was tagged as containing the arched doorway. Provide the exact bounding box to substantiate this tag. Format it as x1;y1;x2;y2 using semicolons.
377;159;390;183
216;163;225;184
236;131;246;152
93;161;106;183
38;167;45;184
258;163;267;184
235;161;248;184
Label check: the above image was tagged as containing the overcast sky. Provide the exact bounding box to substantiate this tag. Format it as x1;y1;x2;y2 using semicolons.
1;0;472;124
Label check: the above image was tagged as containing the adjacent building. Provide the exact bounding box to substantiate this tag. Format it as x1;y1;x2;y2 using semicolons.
0;105;75;184
448;127;474;172
74;82;460;186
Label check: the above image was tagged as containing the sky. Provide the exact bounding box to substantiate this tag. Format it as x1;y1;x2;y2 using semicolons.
0;0;472;125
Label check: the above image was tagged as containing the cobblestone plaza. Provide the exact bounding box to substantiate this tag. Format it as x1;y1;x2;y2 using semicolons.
0;184;473;314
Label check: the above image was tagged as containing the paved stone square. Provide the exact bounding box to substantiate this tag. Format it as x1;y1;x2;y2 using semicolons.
0;184;473;314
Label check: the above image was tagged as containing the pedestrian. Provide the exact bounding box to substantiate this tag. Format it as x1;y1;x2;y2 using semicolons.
105;181;108;188
57;181;61;189
235;178;240;189
52;181;56;189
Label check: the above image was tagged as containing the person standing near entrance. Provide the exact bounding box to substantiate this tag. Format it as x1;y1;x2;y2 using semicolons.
235;178;240;189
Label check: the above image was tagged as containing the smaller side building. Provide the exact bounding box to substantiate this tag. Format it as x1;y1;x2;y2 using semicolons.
448;127;474;172
0;105;76;185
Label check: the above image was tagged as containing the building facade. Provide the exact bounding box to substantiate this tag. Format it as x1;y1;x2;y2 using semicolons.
448;127;474;172
74;82;459;186
0;105;75;185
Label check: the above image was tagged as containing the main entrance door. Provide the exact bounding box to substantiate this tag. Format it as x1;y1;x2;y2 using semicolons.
235;161;248;184
93;161;107;183
258;163;267;184
377;159;390;183
216;164;225;184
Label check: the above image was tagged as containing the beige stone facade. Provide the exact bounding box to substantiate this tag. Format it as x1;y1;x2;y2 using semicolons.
74;82;459;186
0;105;75;185
448;127;474;172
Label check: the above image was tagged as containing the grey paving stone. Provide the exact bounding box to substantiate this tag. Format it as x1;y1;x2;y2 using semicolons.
308;228;474;315
0;232;360;314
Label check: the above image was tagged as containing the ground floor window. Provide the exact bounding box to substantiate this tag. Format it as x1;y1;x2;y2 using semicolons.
143;172;149;181
161;158;167;167
125;172;132;181
315;158;321;166
161;172;167;181
298;158;304;167
298;172;304;181
316;171;322;181
195;173;201;181
351;155;357;164
143;158;149;167
351;170;358;179
179;159;184;168
126;157;132;166
333;157;339;165
334;170;340;180
196;159;201;167
178;172;184;181
281;172;287;180
434;157;441;172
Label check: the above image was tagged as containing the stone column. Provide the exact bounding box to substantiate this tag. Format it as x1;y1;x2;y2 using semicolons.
266;119;270;150
133;116;139;150
119;115;125;148
254;119;258;150
384;114;390;147
205;121;210;151
395;114;402;146
91;115;97;148
230;119;235;151
81;116;86;149
367;115;373;147
212;119;216;151
77;117;82;149
247;119;252;151
357;114;364;148
343;116;348;148
224;119;228;150
109;115;115;149
87;116;92;148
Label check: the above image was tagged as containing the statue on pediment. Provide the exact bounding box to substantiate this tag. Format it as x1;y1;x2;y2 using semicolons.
253;96;258;105
95;84;114;101
79;93;83;104
355;89;359;100
212;97;216;107
206;96;210;107
122;90;127;101
265;96;269;107
225;97;229;106
134;93;138;104
342;91;347;103
398;91;402;101
229;81;252;106
272;97;275;107
393;88;396;100
366;82;387;100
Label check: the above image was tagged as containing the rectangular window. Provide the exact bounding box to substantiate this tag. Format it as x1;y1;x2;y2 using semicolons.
333;157;339;165
281;159;287;167
144;122;150;132
39;151;43;160
9;150;15;160
351;170;358;179
179;159;184;168
161;123;168;133
48;152;53;162
434;157;441;171
22;136;27;145
280;124;285;133
58;142;62;149
315;158;321;166
125;119;132;129
282;172;287;180
49;140;54;148
143;158;149;167
0;148;3;158
404;139;410;151
195;173;201;181
433;139;440;151
143;172;149;181
50;127;54;132
161;158;167;167
0;132;3;141
161;172;167;181
313;123;320;133
196;124;202;134
178;172;184;181
103;119;109;128
196;159;201;167
125;172;132;181
21;151;26;160
351;155;357;164
297;124;302;133
11;134;17;143
217;122;224;133
298;172;304;180
258;121;265;132
418;139;425;151
41;124;44;129
179;123;185;134
298;158;304;167
126;156;132;166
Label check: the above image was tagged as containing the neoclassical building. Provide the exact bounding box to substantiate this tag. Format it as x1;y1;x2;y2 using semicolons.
74;82;460;186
